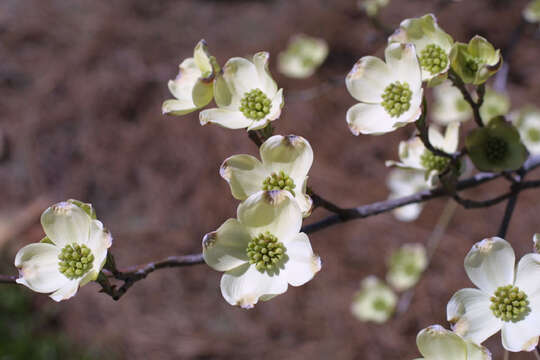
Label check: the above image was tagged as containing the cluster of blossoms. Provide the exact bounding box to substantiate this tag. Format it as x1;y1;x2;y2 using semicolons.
162;40;322;308
352;243;427;323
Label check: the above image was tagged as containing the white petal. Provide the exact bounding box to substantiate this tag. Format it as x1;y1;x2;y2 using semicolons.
237;191;302;242
87;219;112;276
514;253;540;297
199;108;252;129
442;121;460;153
41;201;92;247
428;125;446;149
222;57;260;100
220;154;267;200
282;233;321;286
253;52;277;96
167;58;200;101
346;56;392;103
202;219;251;272
346;103;399;135
416;325;468;360
220;263;288;308
387;137;426;171
384;43;422;91
446;288;502;344
465;339;492;360
260;135;313;181
161;99;198;116
294;177;313;216
501;308;540;352
393;202;423;222
464;237;516;294
14;243;68;293
49;280;79;302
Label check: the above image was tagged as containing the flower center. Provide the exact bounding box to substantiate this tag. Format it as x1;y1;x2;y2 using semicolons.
527;128;540;143
490;285;530;322
262;171;296;196
239;88;271;120
485;137;508;163
419;44;448;75
246;232;286;273
420;151;450;173
381;81;412;117
58;244;94;280
464;57;482;78
373;298;389;311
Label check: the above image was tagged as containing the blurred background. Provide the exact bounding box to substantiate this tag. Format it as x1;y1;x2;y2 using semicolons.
1;0;540;359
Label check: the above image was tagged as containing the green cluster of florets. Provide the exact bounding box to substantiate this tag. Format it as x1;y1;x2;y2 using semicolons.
490;285;530;322
246;232;286;273
526;128;540;143
464;57;481;77
239;88;271;120
419;44;448;75
58;244;94;280
381;81;412;117
262;171;296;196
485;137;508;163
420;151;450;173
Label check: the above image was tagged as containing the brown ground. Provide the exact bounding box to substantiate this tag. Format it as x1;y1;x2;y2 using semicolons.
1;0;540;359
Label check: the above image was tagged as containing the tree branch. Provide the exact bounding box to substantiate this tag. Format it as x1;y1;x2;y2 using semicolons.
448;69;485;127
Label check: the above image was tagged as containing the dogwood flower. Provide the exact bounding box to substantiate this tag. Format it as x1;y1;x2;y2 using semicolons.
277;34;328;79
351;276;397;323
358;0;389;17
14;200;112;302
450;36;502;85
199;52;284;130
512;107;540;154
162;40;219;116
220;135;313;216
389;14;453;84
387;243;427;291
386;168;430;222
414;325;492;360
479;88;510;126
524;0;540;23
466;116;528;172
346;43;423;135
202;190;321;308
386;122;460;186
447;237;540;352
432;81;472;125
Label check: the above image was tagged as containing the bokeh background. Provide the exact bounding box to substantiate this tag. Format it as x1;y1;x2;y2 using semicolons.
1;0;540;359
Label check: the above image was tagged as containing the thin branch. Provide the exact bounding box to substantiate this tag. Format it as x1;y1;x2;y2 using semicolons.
448;69;485;127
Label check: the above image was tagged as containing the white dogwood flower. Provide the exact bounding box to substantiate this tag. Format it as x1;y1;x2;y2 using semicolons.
202;191;321;309
346;43;423;135
387;243;427;291
162;40;219;116
220;135;313;216
386;122;460;186
512;107;540;154
278;34;328;79
447;237;540;352
431;81;472;125
351;276;397;323
14;200;112;302
524;0;540;23
200;52;283;131
389;14;454;84
386;168;430;222
414;325;492;360
479;88;510;125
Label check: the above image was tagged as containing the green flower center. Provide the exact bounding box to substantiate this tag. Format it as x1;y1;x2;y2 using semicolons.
373;298;389;311
485;136;508;163
247;232;287;274
490;285;530;322
381;81;412;117
527;128;540;143
419;44;448;75
420;151;450;173
464;57;482;77
262;171;296;196
239;88;271;120
58;244;94;280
